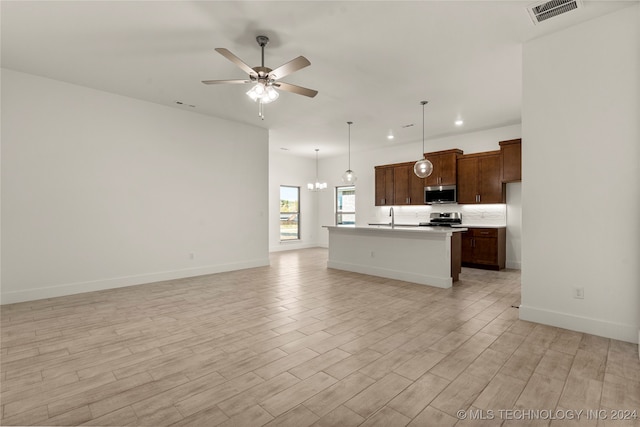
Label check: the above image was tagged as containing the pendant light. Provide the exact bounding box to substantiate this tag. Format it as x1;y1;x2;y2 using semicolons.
414;100;433;178
307;149;327;191
341;121;357;184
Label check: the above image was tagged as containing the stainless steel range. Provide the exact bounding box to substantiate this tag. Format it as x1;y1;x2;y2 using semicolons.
419;212;462;227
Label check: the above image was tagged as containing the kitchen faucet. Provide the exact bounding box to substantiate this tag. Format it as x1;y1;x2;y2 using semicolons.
389;207;395;228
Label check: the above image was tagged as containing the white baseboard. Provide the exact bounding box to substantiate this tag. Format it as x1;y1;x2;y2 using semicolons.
327;260;452;289
506;260;522;269
269;242;319;252
1;258;270;305
520;304;639;344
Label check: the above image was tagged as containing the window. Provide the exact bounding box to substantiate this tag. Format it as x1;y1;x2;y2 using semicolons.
280;186;300;241
336;186;355;225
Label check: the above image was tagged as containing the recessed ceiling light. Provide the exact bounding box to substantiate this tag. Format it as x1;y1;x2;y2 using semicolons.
387;129;394;140
455;119;464;126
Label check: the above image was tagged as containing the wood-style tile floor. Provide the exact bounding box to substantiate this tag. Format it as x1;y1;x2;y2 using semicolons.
1;248;638;426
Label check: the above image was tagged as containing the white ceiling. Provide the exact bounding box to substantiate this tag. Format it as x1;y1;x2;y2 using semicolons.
1;1;634;158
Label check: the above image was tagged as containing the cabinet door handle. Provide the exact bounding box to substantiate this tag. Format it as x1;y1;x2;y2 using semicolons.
480;232;489;235
407;197;410;204
382;198;385;205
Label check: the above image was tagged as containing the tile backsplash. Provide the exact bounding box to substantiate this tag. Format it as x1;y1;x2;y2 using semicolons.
459;204;507;226
370;204;506;226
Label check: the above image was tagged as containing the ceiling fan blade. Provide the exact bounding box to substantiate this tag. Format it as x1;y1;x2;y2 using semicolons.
269;56;311;80
202;79;251;85
214;48;256;76
274;82;318;98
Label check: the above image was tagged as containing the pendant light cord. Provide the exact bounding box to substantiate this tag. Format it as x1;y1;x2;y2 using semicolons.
347;121;353;170
421;101;428;157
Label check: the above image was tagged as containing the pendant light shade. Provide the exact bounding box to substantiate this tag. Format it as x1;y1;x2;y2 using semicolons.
341;121;357;184
414;100;433;179
414;158;433;178
308;149;327;191
341;170;356;184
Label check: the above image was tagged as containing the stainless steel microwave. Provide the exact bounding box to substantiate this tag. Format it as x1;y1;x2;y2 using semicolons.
424;185;457;204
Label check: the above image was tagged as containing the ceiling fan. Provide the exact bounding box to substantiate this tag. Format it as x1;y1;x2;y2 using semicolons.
202;35;318;118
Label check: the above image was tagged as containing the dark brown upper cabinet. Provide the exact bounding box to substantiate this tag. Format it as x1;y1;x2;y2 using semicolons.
374;162;425;206
499;138;522;183
393;162;424;205
457;151;505;204
424;149;463;186
374;165;395;206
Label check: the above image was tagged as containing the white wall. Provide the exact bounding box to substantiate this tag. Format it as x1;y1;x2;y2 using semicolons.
521;5;639;343
1;69;270;304
269;150;319;252
315;124;523;267
505;182;521;270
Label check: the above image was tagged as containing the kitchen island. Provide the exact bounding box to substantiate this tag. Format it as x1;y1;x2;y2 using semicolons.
324;225;467;289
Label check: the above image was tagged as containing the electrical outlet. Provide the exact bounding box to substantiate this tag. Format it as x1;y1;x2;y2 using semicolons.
370;251;375;258
573;287;584;299
189;252;195;260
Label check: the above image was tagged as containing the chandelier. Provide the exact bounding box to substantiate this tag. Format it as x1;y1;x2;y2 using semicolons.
308;149;327;191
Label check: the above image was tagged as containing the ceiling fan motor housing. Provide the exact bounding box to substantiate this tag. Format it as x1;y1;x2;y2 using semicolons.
252;66;273;81
256;35;269;47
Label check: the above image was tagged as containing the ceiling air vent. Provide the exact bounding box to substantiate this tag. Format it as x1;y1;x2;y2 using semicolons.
527;0;583;24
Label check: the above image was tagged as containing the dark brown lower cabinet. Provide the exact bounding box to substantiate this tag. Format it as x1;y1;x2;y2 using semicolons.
461;227;506;270
451;232;462;282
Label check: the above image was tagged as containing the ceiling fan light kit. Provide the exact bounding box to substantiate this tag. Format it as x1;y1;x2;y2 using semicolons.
414;100;434;179
246;84;279;103
203;35;317;119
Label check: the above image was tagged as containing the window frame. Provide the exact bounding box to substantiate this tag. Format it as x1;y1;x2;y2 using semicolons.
335;185;356;226
279;185;301;241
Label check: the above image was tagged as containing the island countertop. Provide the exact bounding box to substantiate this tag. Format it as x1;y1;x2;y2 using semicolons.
452;224;505;229
325;225;468;234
